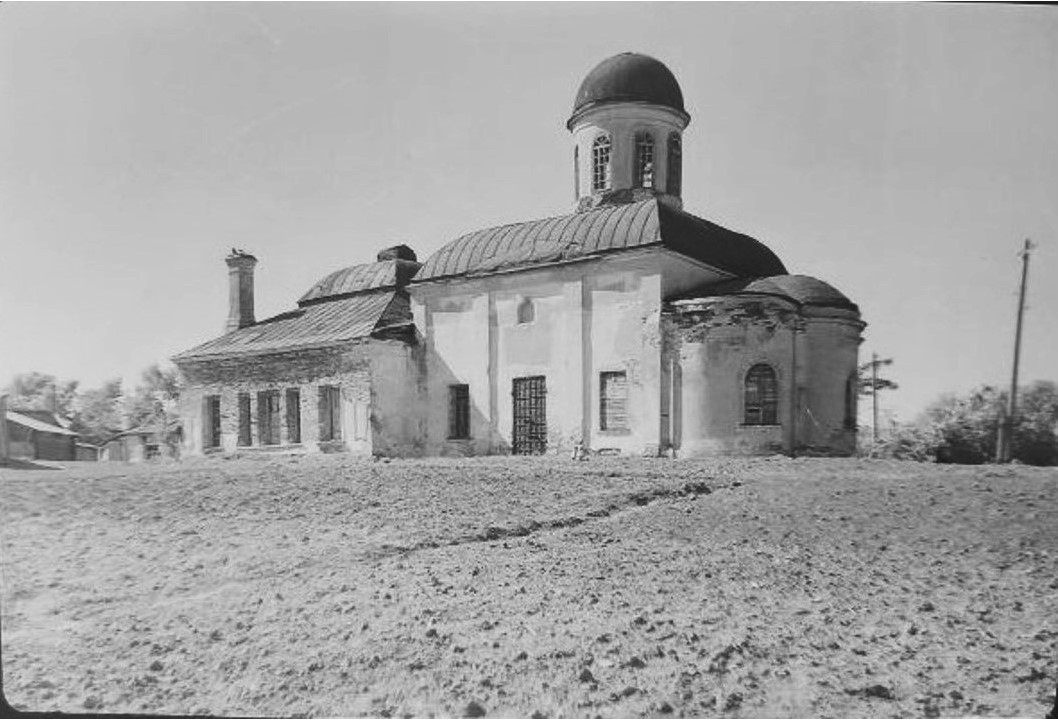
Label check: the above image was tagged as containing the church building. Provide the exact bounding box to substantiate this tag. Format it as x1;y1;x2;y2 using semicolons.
173;53;865;459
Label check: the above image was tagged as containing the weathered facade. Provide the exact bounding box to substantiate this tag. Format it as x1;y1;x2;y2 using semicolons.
173;52;864;459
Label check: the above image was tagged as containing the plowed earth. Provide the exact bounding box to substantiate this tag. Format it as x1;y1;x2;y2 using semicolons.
1;455;1056;718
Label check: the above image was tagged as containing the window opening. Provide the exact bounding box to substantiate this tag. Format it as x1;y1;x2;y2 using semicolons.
204;395;221;449
744;364;778;425
592;134;612;191
667;132;682;196
237;393;252;446
517;297;535;324
600;371;629;430
318;385;342;442
635;132;655;189
449;384;470;439
286;388;301;443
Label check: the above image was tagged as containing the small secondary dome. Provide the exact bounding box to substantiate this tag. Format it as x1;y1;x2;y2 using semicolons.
570;53;687;125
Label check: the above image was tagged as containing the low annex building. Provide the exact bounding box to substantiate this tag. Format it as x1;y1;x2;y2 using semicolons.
173;53;864;459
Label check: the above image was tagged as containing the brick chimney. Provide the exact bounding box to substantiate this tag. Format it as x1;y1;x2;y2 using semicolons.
225;249;258;332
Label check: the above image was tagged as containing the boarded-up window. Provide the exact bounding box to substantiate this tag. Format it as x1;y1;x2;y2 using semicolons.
204;395;221;448
257;390;280;445
449;384;470;439
600;371;628;431
286;388;301;443
237;393;252;446
744;364;778;425
318;385;342;442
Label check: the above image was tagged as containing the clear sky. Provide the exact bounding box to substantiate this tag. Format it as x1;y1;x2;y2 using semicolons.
1;2;1055;423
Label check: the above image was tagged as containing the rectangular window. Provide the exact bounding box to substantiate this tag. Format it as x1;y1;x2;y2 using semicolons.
286;388;301;444
204;395;221;448
448;384;470;439
318;385;342;442
257;390;281;445
237;393;252;446
600;371;629;431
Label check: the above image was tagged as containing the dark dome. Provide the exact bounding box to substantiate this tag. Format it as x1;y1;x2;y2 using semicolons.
569;53;687;125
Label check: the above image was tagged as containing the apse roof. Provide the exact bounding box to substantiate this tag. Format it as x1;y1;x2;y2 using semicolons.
414;198;787;283
676;274;859;312
298;260;402;305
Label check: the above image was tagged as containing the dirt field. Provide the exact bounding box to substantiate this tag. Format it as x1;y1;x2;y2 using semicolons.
1;454;1055;718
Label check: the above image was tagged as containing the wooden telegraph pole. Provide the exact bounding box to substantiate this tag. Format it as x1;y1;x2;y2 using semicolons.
860;353;895;444
996;239;1034;463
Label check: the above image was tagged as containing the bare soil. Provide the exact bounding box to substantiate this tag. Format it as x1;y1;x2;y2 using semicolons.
1;455;1056;718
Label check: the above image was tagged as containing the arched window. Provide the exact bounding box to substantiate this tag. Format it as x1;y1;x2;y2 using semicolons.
667;132;682;196
517;297;535;324
744;364;778;425
635;132;654;189
574;145;580;199
592;134;612;192
844;372;858;429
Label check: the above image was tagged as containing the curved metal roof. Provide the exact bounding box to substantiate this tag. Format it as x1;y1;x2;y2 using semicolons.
569;53;687;127
414;199;786;283
298;260;400;305
677;274;859;312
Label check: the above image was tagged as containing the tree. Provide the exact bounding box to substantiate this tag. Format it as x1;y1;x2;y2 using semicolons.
123;363;183;454
921;382;1058;466
71;379;124;446
4;372;78;416
1011;380;1058;466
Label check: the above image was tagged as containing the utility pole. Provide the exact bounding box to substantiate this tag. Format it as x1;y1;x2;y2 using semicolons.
860;354;895;444
996;239;1034;463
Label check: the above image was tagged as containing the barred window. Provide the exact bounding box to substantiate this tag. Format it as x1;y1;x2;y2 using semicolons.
237;393;252;446
600;371;628;431
449;384;470;439
635;132;655;189
744;364;778;426
286;388;301;443
204;395;221;449
667;132;682;196
592;134;612;191
318;385;342;442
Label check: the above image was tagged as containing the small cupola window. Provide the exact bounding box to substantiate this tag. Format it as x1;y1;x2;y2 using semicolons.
592;134;612;192
635;132;655;189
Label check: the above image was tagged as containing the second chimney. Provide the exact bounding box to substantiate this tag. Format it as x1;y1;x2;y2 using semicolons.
225;250;258;333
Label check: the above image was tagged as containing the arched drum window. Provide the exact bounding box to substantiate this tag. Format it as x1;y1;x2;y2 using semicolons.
635;132;654;189
592;134;612;191
667;132;682;196
744;364;778;425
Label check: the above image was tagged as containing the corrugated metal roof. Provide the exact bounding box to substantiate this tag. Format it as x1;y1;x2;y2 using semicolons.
414;199;786;283
6;411;79;436
298;260;400;304
173;291;405;361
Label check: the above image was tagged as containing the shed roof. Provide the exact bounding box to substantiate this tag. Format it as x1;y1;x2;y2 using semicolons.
173;291;409;362
414;199;786;283
6;411;78;436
